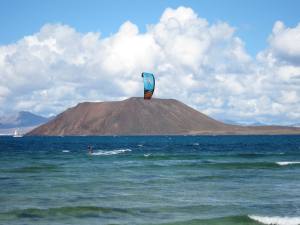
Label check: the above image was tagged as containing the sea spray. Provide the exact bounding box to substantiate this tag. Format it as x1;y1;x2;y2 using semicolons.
249;215;300;225
89;149;132;156
276;161;300;166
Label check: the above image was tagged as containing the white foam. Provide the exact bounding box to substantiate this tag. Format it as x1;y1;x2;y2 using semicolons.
62;150;70;153
144;153;151;157
276;161;300;166
138;144;143;147
193;143;199;146
89;149;131;156
249;215;300;225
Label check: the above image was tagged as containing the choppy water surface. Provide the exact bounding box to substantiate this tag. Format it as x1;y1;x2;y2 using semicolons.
0;135;300;225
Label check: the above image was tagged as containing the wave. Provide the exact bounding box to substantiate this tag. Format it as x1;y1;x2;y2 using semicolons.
276;161;300;166
132;151;296;161
123;159;297;170
5;164;59;173
165;161;285;169
62;150;70;153
156;215;300;225
184;160;300;169
2;206;300;225
249;215;300;225
235;152;285;158
0;206;131;219
89;149;131;156
156;215;258;225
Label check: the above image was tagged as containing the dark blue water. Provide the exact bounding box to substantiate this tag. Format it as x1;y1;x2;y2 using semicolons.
1;135;300;225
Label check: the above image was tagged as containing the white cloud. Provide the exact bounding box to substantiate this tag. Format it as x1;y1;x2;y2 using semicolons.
0;7;299;124
268;21;300;64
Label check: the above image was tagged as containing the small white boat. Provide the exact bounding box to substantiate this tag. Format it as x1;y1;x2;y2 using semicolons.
13;129;23;138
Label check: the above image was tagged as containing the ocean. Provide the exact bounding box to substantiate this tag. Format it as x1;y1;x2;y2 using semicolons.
0;135;300;225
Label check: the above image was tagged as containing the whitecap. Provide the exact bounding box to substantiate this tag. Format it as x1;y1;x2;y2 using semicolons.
193;143;199;146
138;144;143;147
89;149;131;156
62;150;70;153
144;153;151;157
249;215;300;225
276;161;300;166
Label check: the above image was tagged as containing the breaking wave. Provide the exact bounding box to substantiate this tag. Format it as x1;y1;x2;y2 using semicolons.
249;215;300;225
276;161;300;166
89;149;131;156
155;215;300;225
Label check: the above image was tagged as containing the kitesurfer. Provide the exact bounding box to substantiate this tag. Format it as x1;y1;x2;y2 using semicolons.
88;145;93;154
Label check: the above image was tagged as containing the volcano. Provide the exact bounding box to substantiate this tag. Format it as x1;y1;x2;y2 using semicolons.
27;97;300;136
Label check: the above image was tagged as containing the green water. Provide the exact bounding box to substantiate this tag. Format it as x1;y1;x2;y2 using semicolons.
1;135;300;225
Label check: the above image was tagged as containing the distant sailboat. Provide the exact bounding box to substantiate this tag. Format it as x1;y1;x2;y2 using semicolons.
13;129;23;138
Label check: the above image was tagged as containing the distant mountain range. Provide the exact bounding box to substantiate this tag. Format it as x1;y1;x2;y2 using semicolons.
27;97;300;136
222;119;300;127
0;111;52;135
222;119;267;126
291;123;300;128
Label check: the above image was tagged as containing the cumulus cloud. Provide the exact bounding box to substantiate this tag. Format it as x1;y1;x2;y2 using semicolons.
0;6;299;124
268;21;300;64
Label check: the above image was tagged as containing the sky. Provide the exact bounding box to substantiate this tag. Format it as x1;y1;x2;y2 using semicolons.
0;0;300;125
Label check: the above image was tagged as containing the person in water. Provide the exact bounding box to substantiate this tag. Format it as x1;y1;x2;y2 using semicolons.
88;145;93;154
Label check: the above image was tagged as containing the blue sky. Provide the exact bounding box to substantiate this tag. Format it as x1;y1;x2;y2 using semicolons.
0;0;299;124
1;0;299;56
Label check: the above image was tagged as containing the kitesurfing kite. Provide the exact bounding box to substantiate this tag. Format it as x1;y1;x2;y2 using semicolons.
141;72;155;100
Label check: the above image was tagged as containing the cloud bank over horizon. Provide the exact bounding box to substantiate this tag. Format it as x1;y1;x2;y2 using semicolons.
0;6;299;125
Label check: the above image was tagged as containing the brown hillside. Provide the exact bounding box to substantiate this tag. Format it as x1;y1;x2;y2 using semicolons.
27;97;300;136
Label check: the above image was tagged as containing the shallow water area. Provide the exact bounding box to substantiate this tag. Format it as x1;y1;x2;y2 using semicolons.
0;135;300;225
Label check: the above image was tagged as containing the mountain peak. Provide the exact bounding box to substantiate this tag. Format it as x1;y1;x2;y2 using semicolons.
0;111;49;129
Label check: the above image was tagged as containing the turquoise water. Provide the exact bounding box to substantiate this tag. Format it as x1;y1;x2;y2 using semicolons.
0;135;300;225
